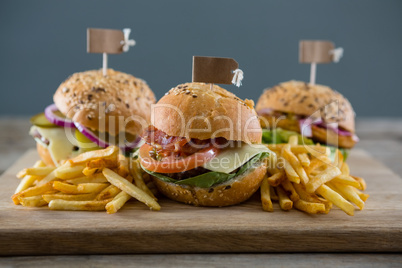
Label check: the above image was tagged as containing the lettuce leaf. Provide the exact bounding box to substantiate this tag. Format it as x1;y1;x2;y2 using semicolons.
141;152;269;188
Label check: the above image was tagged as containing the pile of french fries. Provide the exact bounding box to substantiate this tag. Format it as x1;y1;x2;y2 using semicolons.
261;135;369;216
12;146;160;214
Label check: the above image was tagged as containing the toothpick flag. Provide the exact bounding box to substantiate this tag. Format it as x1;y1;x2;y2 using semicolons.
299;40;343;85
192;56;244;88
87;28;136;76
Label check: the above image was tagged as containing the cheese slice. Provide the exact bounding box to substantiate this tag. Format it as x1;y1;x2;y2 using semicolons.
30;126;80;166
202;143;272;174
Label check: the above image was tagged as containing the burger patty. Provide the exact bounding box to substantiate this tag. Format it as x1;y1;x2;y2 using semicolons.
260;114;356;149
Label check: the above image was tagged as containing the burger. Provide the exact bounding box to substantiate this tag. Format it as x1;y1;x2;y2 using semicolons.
138;82;272;207
30;69;155;166
256;80;359;159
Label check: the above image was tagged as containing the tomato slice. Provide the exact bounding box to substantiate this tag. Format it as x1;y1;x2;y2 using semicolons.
139;143;219;173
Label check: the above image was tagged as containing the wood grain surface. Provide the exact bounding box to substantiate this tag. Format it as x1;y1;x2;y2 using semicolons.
1;149;401;256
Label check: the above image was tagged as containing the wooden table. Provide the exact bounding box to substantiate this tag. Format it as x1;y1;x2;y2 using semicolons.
0;117;401;267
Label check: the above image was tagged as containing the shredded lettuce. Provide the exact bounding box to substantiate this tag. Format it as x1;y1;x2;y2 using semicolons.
141;152;269;188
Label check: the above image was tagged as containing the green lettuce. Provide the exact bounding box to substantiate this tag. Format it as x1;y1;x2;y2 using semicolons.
141;152;270;188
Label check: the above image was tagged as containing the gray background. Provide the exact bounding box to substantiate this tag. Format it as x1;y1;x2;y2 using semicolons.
0;0;401;117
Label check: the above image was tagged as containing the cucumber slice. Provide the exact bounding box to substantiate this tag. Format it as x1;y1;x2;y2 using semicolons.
30;112;58;128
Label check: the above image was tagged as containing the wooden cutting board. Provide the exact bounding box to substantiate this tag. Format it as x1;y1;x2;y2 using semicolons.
0;149;401;255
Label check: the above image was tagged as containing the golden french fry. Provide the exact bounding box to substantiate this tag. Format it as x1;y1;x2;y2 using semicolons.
17;167;55;178
352;176;367;191
105;191;132;214
130;160;157;200
19;195;48;207
103;168;161;211
48;199;111;211
352;188;370;202
69;146;119;166
270;185;279;201
82;167;102;177
294;199;326;214
42;193;97;202
282;145;309;185
281;179;300;202
12;182;54;205
305;166;341;193
95;185;121;201
66;174;108;185
288;135;298;146
316;184;355;216
267;145;329;155
266;172;284;187
281;158;300;184
306;156;329;175
55;165;85;180
330;182;365;210
277;186;293;211
37;161;71;186
15;160;46;194
77;183;109;194
87;158;118;171
334;149;344;169
341;162;350;176
332;174;361;189
297;153;310;167
260;175;273;212
117;155;130;178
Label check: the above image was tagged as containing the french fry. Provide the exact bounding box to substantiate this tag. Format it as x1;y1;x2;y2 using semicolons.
103;168;161;211
352;187;370;202
305;166;341;193
329;182;365;210
316;184;355;216
19;195;48;207
12;182;54;205
82;167;102;177
17;167;55;178
266;172;284;187
281;179;300;202
37;161;71;186
288;135;298;146
55;165;85;180
281;158;300;184
95;185;121;201
306;156;329;175
270;186;279;201
105;191;132;214
69;146;119;166
334;149;344;169
352;176;367;191
15;160;45;195
267;144;329;155
42;193;97;202
276;186;293;211
48;199;112;211
130;160;157;200
53;181;107;194
117;155;130;177
297;153;310;167
282;145;309;185
341;162;350;176
332;174;361;189
294;199;326;214
260;175;273;212
66;174;108;185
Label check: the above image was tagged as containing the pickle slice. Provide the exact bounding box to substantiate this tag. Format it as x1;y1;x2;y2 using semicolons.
30;112;58;128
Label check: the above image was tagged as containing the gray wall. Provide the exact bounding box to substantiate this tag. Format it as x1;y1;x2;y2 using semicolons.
1;0;401;116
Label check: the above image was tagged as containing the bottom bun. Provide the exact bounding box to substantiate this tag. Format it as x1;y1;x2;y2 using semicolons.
36;143;56;166
152;160;267;207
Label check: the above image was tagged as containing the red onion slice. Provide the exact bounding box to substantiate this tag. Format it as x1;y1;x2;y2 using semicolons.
74;122;142;151
299;118;313;137
44;104;76;128
257;108;274;116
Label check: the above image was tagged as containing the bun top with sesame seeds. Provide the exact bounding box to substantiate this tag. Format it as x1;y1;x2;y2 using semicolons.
152;82;262;143
256;80;355;133
53;69;156;136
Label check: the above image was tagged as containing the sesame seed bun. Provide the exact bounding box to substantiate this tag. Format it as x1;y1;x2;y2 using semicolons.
54;69;156;136
152;82;262;144
151;159;267;207
256;80;355;133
